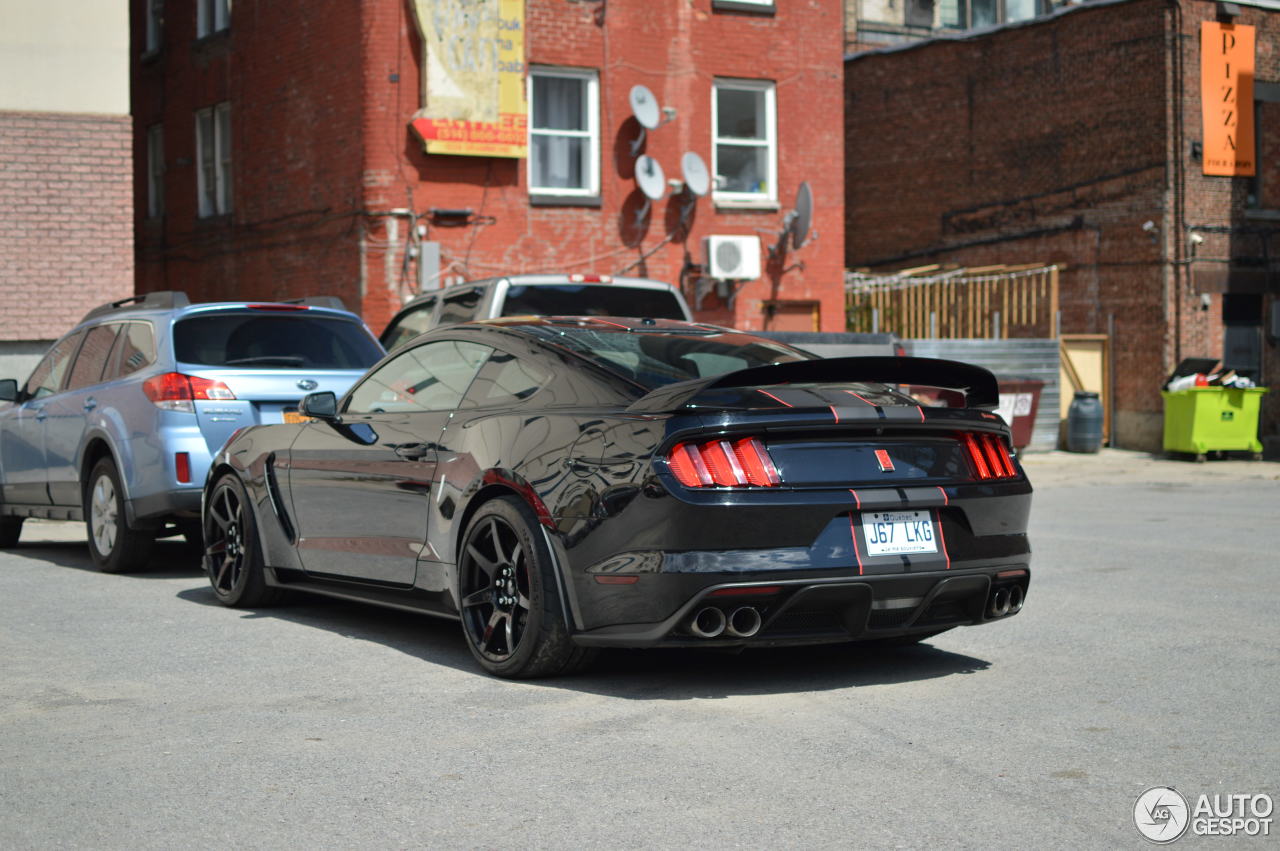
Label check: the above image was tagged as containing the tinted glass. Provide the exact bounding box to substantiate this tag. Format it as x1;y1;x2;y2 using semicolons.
346;340;491;414
24;331;86;400
383;297;437;351
174;314;382;369
110;322;156;379
66;324;121;391
438;290;483;325
463;350;551;408
522;326;809;389
502;285;685;320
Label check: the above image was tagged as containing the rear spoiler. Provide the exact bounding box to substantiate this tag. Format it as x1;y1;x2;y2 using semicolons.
626;356;1000;413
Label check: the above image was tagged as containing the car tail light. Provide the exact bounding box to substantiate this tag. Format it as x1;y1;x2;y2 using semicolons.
666;437;781;488
961;432;1017;480
568;274;611;283
143;372;236;413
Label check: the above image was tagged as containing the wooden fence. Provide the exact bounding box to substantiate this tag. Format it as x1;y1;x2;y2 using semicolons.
846;264;1060;339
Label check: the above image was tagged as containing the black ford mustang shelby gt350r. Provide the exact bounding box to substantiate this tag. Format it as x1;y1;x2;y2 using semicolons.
203;318;1031;677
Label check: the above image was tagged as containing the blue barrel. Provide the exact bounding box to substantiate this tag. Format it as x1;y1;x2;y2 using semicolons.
1066;391;1104;453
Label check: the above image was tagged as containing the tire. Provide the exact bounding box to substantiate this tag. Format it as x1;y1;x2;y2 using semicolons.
0;515;22;548
84;457;154;573
457;496;594;678
203;473;282;607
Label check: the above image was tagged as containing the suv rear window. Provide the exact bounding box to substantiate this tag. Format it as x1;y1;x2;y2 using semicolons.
502;285;686;320
174;314;383;369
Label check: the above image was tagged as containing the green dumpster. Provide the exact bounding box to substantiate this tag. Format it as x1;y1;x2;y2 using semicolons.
1160;386;1267;458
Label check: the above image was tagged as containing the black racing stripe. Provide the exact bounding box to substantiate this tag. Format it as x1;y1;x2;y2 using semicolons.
895;487;909;507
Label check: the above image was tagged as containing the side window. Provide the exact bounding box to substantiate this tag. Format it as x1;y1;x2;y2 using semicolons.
383;296;438;351
463;350;551;408
437;289;483;325
345;340;491;414
106;322;157;380
66;324;122;391
23;331;86;401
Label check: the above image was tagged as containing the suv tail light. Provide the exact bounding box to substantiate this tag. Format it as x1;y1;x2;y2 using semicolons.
666;437;781;488
961;432;1017;479
143;372;236;413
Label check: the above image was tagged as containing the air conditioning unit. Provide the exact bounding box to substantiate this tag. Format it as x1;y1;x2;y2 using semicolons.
704;235;761;280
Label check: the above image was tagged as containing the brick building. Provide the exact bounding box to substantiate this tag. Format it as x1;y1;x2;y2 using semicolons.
0;1;133;381
130;0;847;335
845;0;1280;450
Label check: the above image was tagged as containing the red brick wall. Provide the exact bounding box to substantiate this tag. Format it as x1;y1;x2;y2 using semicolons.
1176;1;1280;442
132;0;366;306
360;0;847;332
0;111;133;340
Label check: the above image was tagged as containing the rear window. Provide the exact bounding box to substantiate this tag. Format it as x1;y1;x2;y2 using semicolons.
502;285;686;320
174;314;383;370
523;326;809;389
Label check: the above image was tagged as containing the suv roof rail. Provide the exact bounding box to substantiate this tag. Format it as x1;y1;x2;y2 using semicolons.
282;296;347;311
82;291;190;323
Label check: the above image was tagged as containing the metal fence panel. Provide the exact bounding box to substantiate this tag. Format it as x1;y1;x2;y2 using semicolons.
904;338;1061;453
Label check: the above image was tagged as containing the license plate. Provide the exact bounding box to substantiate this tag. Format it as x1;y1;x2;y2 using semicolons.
282;409;308;424
863;510;937;556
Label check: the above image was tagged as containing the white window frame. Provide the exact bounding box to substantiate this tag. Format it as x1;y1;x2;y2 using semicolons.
197;0;229;38
144;0;163;54
527;66;600;199
195;103;231;218
146;124;165;218
712;78;777;206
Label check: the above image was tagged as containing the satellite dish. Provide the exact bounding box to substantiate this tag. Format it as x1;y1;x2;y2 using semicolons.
790;181;813;249
681;152;710;197
630;85;661;130
635;155;666;201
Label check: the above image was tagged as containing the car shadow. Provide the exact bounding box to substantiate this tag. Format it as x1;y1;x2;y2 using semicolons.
7;539;205;579
175;586;992;699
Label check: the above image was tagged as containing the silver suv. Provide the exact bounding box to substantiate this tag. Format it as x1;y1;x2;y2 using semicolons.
379;274;694;350
0;292;383;571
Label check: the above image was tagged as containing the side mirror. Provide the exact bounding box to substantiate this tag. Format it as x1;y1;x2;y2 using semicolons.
299;391;338;422
0;379;17;403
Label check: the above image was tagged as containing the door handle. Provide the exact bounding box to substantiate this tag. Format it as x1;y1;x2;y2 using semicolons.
393;443;435;461
83;398;97;412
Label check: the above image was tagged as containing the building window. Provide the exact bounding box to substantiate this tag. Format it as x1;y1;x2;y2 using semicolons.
144;0;163;54
195;103;231;218
528;67;599;200
712;0;776;11
196;0;228;38
712;79;777;204
939;0;1043;28
146;124;165;218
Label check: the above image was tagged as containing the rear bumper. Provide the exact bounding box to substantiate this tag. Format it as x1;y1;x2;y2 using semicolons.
129;487;203;523
571;564;1030;648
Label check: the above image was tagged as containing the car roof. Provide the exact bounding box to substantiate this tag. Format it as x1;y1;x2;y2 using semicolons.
399;275;680;309
77;291;360;326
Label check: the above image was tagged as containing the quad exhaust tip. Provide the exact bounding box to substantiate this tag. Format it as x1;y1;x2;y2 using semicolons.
725;606;762;638
990;587;1011;618
1008;585;1024;614
689;606;727;638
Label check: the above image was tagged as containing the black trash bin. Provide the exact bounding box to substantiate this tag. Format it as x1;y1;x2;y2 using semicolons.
1066;391;1104;453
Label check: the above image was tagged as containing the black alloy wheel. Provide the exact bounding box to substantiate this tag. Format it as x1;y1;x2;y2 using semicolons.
457;497;592;678
460;513;533;662
204;474;280;607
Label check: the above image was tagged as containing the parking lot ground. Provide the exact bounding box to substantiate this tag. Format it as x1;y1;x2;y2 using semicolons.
2;451;1278;848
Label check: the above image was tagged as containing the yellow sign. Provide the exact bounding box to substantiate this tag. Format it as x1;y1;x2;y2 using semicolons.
409;0;527;158
1201;21;1255;177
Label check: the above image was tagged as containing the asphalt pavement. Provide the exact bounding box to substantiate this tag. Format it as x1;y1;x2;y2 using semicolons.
1;450;1277;848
